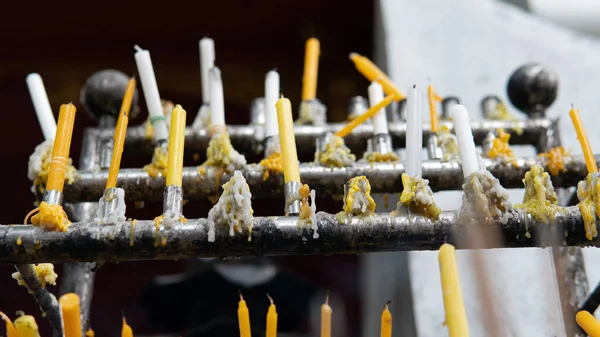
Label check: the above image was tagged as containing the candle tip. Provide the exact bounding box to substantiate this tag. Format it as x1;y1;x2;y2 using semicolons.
239;290;244;301
266;293;274;304
279;91;284;99
349;52;359;61
386;300;392;306
133;45;143;52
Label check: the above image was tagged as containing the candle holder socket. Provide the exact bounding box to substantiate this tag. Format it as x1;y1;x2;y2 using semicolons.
427;134;443;160
481;95;502;119
43;189;63;206
263;136;281;158
367;134;394;155
163;185;184;226
284;181;301;216
98;138;114;169
314;132;334;161
298;99;327;126
250;97;266;126
95;187;126;224
347;96;369;122
441;97;460;120
482;131;497;156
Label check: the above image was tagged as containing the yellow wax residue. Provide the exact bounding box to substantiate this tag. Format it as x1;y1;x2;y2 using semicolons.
487;129;518;167
85;328;95;337
12;263;58;288
577;173;600;240
486;101;523;135
316;134;356;168
397;173;441;219
143;146;168;178
437;125;460;162
14;315;40;337
153;215;164;248
342;176;376;216
31;142;77;194
202;132;246;172
365;151;399;163
144;99;174;140
461;170;512;218
16;236;22;246
259;151;283;181
515;165;562;222
299;184;312;220
27;201;71;232
539;146;570;176
129;219;137;247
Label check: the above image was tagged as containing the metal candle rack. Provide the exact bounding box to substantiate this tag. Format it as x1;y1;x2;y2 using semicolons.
2;65;595;335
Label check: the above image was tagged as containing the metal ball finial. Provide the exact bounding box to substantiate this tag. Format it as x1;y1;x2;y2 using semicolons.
507;64;558;118
80;69;140;123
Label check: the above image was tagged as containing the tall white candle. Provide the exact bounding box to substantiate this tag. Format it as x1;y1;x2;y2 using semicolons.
26;73;56;141
451;104;480;177
368;81;389;135
134;45;169;143
209;67;225;127
264;70;280;138
406;85;423;178
199;37;215;104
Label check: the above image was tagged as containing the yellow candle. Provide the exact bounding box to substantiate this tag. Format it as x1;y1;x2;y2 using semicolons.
335;94;396;138
428;84;443;133
46;103;77;192
166;105;187;187
106;77;136;189
349;53;405;100
238;293;252;337
569;106;598;174
302;38;320;101
14;316;39;337
276;96;301;183
577;310;600;337
266;294;277;337
321;293;332;337
122;316;133;337
380;301;392;337
59;293;82;337
438;243;469;337
0;311;19;337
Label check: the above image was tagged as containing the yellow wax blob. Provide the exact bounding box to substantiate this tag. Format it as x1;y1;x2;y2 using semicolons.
487;129;518;167
437;125;460;162
259;152;283;181
460;170;512;218
14;315;40;337
27;201;71;231
316;134;356;168
12;263;58;288
539;146;570;176
86;328;95;337
30;140;77;195
342;176;376;216
365;151;399;163
395;173;441;219
577;173;600;240
515;165;563;223
0;311;19;337
202;132;247;173
143;146;168;178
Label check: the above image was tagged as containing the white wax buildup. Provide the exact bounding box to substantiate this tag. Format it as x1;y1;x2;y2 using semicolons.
368;81;389;135
405;86;423;178
209;67;226;127
134;45;169;142
199;37;215;104
26;73;56;141
264;70;280;138
451;104;480;177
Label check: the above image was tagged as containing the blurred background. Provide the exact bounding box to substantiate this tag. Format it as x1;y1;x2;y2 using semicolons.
2;0;600;336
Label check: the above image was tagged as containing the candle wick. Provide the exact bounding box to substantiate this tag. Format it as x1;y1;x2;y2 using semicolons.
413;84;416;89
266;293;274;305
239;290;244;301
325;289;330;304
279;91;284;99
385;300;392;309
134;45;143;52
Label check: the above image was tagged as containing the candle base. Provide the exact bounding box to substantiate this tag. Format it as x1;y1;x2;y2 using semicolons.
264;136;281;158
284;181;302;215
297;99;327;126
366;134;393;155
347;96;369;122
427;134;443;160
95;187;126;225
250;97;266;125
163;185;184;227
43;189;63;206
192;103;210;130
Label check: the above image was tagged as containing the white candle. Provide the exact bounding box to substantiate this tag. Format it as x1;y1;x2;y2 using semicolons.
368;81;389;135
451;104;480;177
26;73;57;141
264;70;280;138
406;85;423;178
199;37;215;104
133;45;169;142
209;67;225;127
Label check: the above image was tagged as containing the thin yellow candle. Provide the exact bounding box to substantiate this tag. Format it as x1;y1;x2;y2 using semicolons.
59;293;82;337
46;103;77;192
321;292;332;337
166;105;187;187
349;53;405;100
569;106;598;174
238;293;252;337
428;84;443;133
438;243;470;337
335;94;396;138
13;316;39;337
266;294;278;337
577;310;600;337
122;316;133;337
276;96;301;183
0;311;19;337
380;301;392;337
106;77;136;189
302;38;320;101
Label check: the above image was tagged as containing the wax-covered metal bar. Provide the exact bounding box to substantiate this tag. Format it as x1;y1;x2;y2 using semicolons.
0;207;596;264
62;156;593;203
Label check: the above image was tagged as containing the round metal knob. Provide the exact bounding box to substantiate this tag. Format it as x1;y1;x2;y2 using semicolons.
507;64;558;118
441;96;460;120
481;95;502;119
80;69;140;123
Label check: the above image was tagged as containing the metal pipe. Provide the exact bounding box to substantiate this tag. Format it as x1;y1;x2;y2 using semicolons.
102;119;554;156
0;207;596;264
63;156;593;202
14;264;62;331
